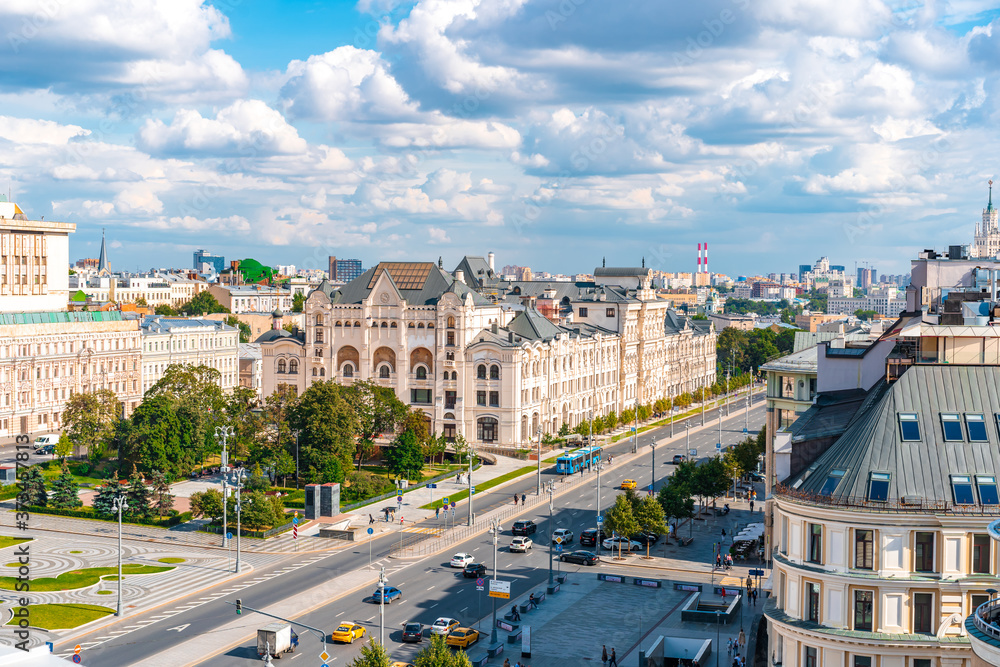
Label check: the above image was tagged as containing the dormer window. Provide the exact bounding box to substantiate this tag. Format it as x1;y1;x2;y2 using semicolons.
941;413;962;441
977;476;999;505
951;475;975;504
819;469;845;496
966;413;988;441
868;472;891;502
898;413;920;441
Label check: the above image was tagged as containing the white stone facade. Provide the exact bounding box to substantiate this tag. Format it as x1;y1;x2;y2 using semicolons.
139;316;240;393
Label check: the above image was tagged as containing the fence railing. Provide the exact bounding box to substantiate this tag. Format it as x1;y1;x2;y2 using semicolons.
974;596;1000;641
775;484;1000;515
339;464;481;514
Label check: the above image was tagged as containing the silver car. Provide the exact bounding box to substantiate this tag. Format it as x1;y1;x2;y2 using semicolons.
509;537;532;552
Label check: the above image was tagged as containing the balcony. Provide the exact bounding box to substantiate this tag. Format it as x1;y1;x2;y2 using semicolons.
966;597;1000;665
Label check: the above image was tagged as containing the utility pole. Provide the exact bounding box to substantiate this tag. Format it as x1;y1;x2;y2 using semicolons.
686;423;692;460
489;518;501;645
650;440;656;492
547;481;555;588
468;443;474;527
378;566;387;647
535;426;542;496
230;468;246;573
214;425;234;547
113;494;129;617
593;410;602;557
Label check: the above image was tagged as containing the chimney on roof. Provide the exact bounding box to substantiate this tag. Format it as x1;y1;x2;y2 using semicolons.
491;322;498;334
455;269;465;284
508;332;514;343
488;252;495;271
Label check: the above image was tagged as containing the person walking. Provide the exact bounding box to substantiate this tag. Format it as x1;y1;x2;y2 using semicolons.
504;659;510;667
521;493;526;505
435;506;440;519
749;499;755;513
609;648;618;667
738;628;746;650
369;514;375;524
514;494;518;506
602;645;608;666
722;528;726;539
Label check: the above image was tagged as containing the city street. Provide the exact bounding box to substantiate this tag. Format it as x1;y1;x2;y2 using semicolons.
68;393;764;666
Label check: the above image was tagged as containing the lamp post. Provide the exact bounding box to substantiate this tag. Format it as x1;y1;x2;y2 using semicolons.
294;431;300;491
716;610;722;667
230;468;246;574
488;518;501;644
701;390;705;426
546;481;555;588
214;425;234;547
378;566;387;647
650;441;656;492
468;443;475;527
535;426;542;496
112;494;129;617
686;423;691;459
592;411;601;557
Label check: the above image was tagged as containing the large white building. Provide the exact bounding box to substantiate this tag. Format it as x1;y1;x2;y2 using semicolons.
972;182;1000;260
258;260;716;448
0;197;74;313
209;284;293;314
828;285;907;317
139;316;239;393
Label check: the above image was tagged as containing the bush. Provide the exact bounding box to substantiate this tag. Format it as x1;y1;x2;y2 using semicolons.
26;506;191;527
69;463;91;477
342;471;395;503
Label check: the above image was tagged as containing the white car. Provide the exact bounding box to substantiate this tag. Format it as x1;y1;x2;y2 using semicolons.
431;617;459;636
450;553;475;568
551;529;574;545
509;537;532;553
602;536;643;551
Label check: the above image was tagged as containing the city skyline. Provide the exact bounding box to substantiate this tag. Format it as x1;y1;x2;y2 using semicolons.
3;2;1000;275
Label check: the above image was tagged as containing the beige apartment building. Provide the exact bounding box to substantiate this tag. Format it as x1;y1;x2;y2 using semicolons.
139;316;240;393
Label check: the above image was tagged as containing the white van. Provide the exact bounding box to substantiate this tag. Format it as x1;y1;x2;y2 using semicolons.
32;434;59;450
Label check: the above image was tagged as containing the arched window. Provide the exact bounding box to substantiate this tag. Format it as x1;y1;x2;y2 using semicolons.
477;416;498;443
316;315;324;327
477;364;487;379
335;321;342;327
418;323;425;329
416;366;427;380
277;359;287;374
354;321;361;327
381;322;388;328
312;368;318;377
371;321;378;327
490;364;500;380
319;368;326;376
390;322;397;328
289;360;299;374
379;365;390;379
447;316;456;328
343;363;354;378
408;323;415;328
427;323;434;329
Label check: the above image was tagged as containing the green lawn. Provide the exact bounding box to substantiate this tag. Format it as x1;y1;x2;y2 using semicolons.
0;564;174;592
0;537;30;550
6;603;114;630
420;465;540;510
157;557;185;564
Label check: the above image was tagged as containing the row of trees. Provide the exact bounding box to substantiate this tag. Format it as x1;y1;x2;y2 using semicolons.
19;463;175;520
603;490;667;558
717;327;796;376
349;635;473;667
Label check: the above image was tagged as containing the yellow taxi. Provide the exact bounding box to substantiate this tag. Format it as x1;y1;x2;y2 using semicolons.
621;479;637;490
445;627;480;649
331;622;366;643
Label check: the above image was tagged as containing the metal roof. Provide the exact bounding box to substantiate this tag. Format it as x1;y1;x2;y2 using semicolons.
0;311;124;325
330;263;490;307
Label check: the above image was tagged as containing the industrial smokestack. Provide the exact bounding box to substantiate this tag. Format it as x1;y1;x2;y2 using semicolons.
704;242;708;275
697;243;702;274
488;252;495;271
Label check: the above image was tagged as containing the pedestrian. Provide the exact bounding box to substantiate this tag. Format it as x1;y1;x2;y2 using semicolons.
716;553;721;568
721;587;727;601
369;514;375;524
749;500;754;513
753;589;758;606
514;494;518;506
435;506;440;519
511;605;521;621
504;659;510;667
529;593;538;609
738;628;745;649
722;528;726;539
609;648;618;667
602;645;608;666
727;637;733;656
521;493;526;505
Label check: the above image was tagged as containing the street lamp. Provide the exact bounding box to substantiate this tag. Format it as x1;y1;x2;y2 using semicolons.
592;411;602;558
378;566;387;647
214;425;234;548
686;423;691;459
546;481;555;588
535;426;542;496
229;468;246;573
715;610;722;667
650;441;656;493
112;494;129;617
488;518;502;645
468;443;475;527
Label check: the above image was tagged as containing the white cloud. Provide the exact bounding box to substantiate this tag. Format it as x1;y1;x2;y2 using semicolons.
137;100;307;157
154;214;250;232
0;116;89;145
427;226;451;243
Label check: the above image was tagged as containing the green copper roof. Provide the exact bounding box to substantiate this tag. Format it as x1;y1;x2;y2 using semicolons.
0;311;124;325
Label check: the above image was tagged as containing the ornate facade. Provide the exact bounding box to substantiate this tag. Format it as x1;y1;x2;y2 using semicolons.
972;181;1000;260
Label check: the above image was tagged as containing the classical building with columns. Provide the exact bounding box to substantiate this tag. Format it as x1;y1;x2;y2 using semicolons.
258;260;716;448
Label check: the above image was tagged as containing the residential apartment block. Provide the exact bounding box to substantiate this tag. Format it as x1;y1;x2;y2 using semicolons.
208;284;293;314
139;316;239;393
0;197;74;313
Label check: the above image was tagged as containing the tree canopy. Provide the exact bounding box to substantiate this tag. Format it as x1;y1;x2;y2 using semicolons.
62;389;121;460
181;290;229;315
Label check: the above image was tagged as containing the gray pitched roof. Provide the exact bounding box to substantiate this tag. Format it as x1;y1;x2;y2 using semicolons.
454;256;500;290
594;267;651;277
328;262;490;307
254;328;302;344
787;365;1000;503
506;308;565;341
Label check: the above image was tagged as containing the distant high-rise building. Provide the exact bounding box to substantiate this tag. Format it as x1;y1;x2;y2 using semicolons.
798;264;811;281
972;180;1000;259
194;249;225;274
328;256;364;282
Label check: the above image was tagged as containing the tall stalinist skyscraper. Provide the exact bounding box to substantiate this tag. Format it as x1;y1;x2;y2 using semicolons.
972;180;1000;258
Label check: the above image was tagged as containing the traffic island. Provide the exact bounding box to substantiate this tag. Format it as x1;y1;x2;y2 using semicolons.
5;603;115;630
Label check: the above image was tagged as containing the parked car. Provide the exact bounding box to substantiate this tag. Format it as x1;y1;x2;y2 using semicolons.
551;528;574;545
431;618;459;636
511;520;537;536
560;550;599;565
671;454;686;464
31;434;58;450
746;471;764;482
400;622;423;643
620;479;637;490
580;528;607;546
445;627;480;649
602;536;643;551
450;553;475;568
331;622;366;644
509;537;532;553
370;586;402;604
463;562;487;578
630;531;659;546
35;444;56;456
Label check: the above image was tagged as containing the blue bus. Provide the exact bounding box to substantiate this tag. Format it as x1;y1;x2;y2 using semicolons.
555;446;603;474
579;445;603;470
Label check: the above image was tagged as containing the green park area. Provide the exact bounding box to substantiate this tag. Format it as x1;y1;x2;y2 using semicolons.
0;537;30;550
6;603;114;630
0;564;174;592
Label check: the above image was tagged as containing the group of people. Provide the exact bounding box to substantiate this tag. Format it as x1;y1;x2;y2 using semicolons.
502;660;529;667
601;645;618;666
716;552;734;570
512;493;527;505
727;628;747;665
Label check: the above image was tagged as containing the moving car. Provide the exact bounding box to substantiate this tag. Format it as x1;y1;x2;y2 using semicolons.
400;622;423;643
370;586;402;604
560;550;599;565
31;434;58;450
602;536;643;551
580;528;607;546
511;520;537;536
450;553;475;568
331;622;366;644
621;479;637;490
431;618;459;636
35;444;56;456
551;528;574;544
671;454;686;464
509;537;532;552
630;531;659;546
463;562;487;578
445;627;480;649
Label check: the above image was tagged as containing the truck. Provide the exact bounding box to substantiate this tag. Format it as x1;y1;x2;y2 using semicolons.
257;622;298;658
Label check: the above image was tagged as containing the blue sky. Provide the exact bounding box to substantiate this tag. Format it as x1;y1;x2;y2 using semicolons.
2;0;1000;277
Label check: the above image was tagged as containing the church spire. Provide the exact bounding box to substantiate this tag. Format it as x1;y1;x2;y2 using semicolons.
989;180;994;213
97;228;109;274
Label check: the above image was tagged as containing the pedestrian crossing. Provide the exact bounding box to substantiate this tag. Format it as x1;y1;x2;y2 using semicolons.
401;526;444;535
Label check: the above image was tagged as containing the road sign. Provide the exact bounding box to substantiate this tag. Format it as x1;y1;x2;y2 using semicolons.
476;578;485;586
442;497;450;505
477;586;484;591
688;449;698;457
74;645;81;653
226;532;233;540
488;578;511;599
743;427;748;434
72;656;81;664
428;483;437;489
320;650;330;661
597;516;604;524
471;486;476;494
292;517;298;525
367;527;374;535
749;568;765;576
451;502;456;509
555;544;562;553
716;443;722;450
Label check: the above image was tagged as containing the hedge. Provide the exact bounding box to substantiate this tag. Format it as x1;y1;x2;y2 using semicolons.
23;506;193;528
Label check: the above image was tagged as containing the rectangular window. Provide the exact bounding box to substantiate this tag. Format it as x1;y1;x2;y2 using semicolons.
445;391;456;410
913;593;933;634
967;413;988;441
978;475;1000;505
952;475;976;504
409;389;432;404
476;391;486;406
868;472;891;501
606;308;615;318
853;658;872;667
805;582;820;622
854;590;874;631
899;413;920;440
855;529;874;570
941;413;963;441
805;647;818;667
808;524;823;564
973;534;991;574
578;307;588;317
820;469;846;496
488;391;499;407
446;332;455;346
972;593;990;614
915;532;935;572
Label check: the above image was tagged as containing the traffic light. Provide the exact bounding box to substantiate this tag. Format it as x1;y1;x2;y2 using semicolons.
235;599;242;615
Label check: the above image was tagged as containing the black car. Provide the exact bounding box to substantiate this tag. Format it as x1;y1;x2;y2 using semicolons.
560;550;599;565
401;622;423;643
630;531;659;546
35;444;56;456
463;562;487;578
671;454;686;464
580;528;607;546
511;520;537;536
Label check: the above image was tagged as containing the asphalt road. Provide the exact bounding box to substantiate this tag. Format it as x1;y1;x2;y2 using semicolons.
74;393;765;666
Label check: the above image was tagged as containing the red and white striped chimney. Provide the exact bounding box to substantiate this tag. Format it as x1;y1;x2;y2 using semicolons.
704;242;708;275
697;243;702;273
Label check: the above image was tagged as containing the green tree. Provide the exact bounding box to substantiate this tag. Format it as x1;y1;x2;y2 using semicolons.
146;364;226;471
62;389;121;460
413;635;472;667
657;483;694;527
149;470;174;518
402;409;431;446
289;381;359;472
620;408;635;426
271;449;296;487
691;457;731;512
134;296;148;307
603;494;639;558
235;490;277;530
308;455;345;484
341;381;407;469
119;395;190;478
55;432;74;460
92;482;122;518
384;430;425;480
425;432;448;466
124;473;153;520
189;488;224;521
48;460;82;509
634;495;668;558
17;466;47;507
225;386;264;461
181;291;229;315
451;433;471;464
591;415;605;434
854;309;878;321
291;292;305;313
224;315;252;343
349;638;393;667
604;411;619;431
154;304;178;316
558;422;570;436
